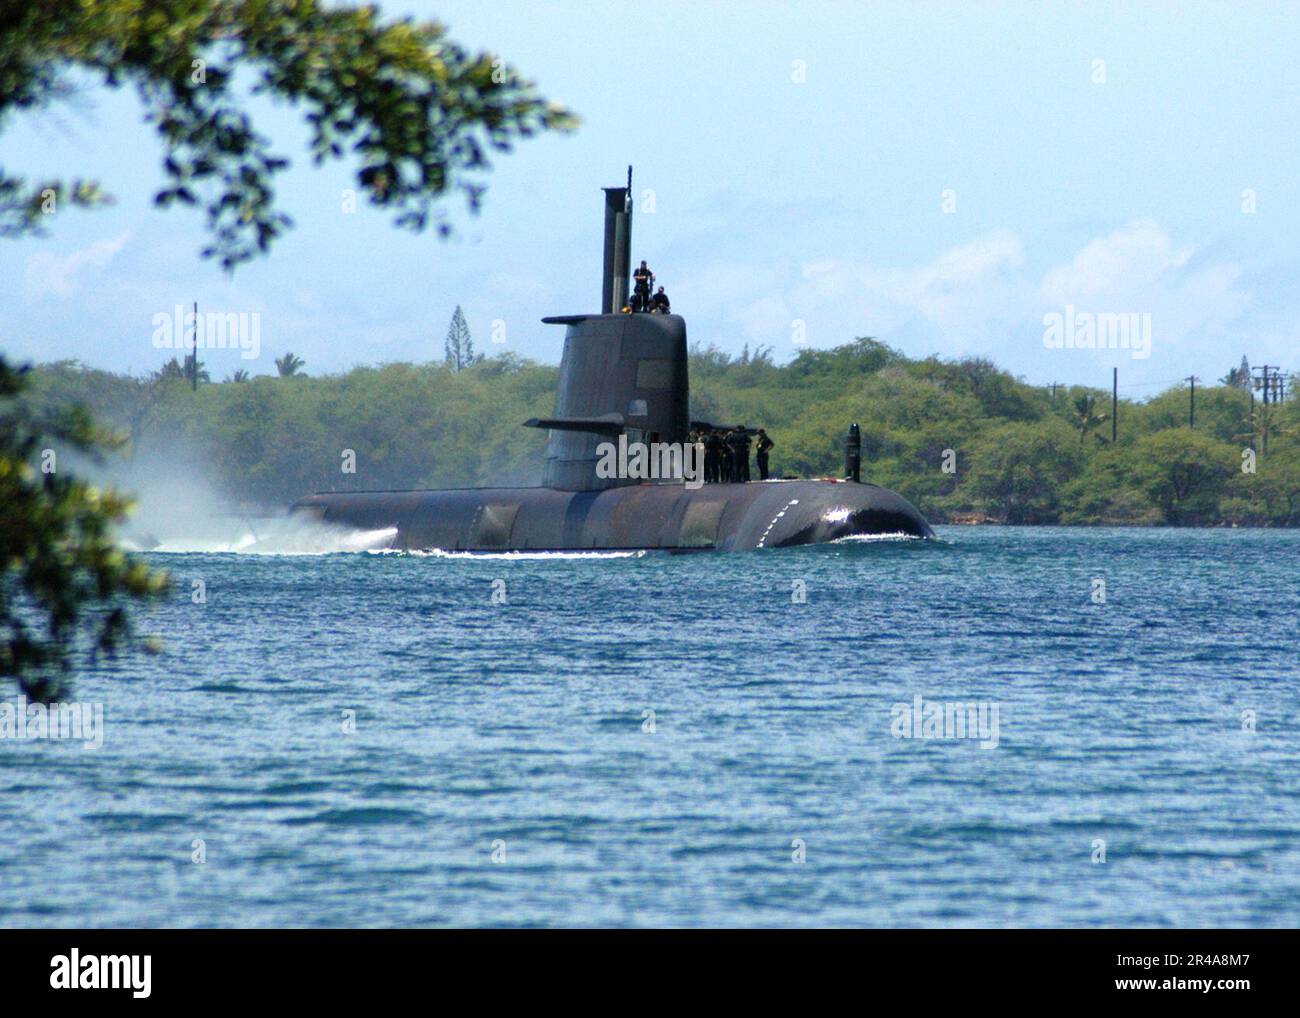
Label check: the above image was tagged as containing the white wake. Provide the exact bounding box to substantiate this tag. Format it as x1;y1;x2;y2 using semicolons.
123;518;398;555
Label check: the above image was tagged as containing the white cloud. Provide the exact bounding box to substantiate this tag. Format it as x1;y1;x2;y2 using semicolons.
24;232;131;301
1038;220;1248;355
1041;219;1192;304
686;229;1030;350
681;220;1248;369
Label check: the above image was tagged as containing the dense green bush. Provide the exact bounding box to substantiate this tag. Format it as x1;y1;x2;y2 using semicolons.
23;339;1300;526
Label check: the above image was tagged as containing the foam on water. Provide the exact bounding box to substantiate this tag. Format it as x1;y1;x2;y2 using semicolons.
370;548;648;560
125;518;398;555
829;531;924;544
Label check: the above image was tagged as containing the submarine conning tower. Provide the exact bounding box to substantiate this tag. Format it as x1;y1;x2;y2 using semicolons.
526;169;690;492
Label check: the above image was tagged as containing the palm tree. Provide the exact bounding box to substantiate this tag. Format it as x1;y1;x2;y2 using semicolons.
226;369;250;383
182;352;210;385
275;353;306;378
1221;356;1251;390
153;358;186;382
1072;393;1108;444
151;354;208;389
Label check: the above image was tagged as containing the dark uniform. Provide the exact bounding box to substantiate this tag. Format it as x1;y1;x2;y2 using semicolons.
632;261;654;312
755;429;774;480
704;430;724;483
729;429;752;483
652;287;670;313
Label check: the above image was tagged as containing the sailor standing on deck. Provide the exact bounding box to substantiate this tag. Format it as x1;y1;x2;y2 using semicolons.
729;428;752;483
755;428;774;480
704;428;723;483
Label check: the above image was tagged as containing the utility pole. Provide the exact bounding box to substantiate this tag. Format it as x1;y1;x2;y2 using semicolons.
1186;375;1198;428
190;300;199;391
1050;381;1060;401
1254;365;1281;455
1254;365;1281;405
1111;367;1118;444
1249;384;1256;452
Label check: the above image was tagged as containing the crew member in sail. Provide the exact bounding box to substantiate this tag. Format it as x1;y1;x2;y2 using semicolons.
651;286;671;313
632;260;655;311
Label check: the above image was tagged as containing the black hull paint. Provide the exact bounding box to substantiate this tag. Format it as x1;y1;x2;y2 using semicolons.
293;479;934;552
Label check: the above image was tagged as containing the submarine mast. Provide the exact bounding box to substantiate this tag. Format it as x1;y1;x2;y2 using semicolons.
601;165;633;314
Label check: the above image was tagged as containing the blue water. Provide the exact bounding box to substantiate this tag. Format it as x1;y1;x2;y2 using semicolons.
2;527;1298;927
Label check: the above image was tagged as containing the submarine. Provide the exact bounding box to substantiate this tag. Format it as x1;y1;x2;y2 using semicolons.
291;173;934;551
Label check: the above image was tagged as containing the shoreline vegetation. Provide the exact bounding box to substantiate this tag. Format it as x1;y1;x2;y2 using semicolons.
25;338;1300;528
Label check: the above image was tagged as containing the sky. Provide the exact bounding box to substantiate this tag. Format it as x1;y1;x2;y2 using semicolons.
1;0;1297;395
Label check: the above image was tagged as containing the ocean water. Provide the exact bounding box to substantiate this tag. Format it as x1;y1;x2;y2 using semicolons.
2;526;1298;928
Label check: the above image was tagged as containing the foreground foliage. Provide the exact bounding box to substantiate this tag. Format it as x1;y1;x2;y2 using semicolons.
1;357;167;702
1;0;574;266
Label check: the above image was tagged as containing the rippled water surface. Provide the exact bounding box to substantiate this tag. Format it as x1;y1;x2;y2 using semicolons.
2;527;1298;927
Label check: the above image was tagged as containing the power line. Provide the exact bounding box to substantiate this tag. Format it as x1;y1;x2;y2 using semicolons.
1114;377;1193;390
1111;367;1118;444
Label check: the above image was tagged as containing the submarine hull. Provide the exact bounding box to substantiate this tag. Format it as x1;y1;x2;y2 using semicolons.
290;176;938;551
293;479;934;552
